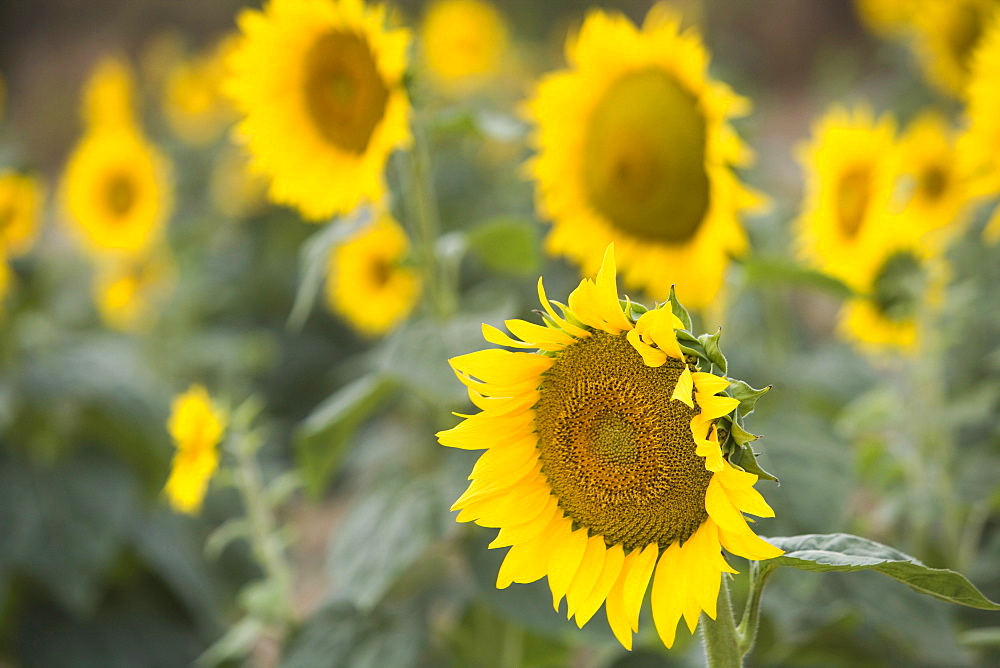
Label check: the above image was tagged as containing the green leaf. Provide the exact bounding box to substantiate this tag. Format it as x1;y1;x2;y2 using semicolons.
466;217;540;276
728;419;759;446
729;440;779;483
204;518;251;560
326;476;441;611
667;285;693;331
698;329;728;375
287;212;371;332
728;380;770;418
762;533;1000;610
295;374;395;497
741;255;854;298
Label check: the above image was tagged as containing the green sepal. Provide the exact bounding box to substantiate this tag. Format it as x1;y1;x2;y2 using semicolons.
728;419;760;446
730;441;779;483
697;329;728;375
728;380;771;418
678;343;711;368
667;286;693;331
675;328;700;344
626;299;648;321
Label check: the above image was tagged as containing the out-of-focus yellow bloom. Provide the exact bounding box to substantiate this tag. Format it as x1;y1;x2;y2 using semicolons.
163;35;239;146
0;259;10;313
524;5;764;309
959;12;1000;210
225;0;412;221
420;0;509;95
326;213;421;336
93;251;176;332
854;0;917;38
61;125;173;257
893;112;969;242
911;0;996;97
0;171;44;257
795;105;898;293
164;385;227;515
83;56;138;130
209;143;269;219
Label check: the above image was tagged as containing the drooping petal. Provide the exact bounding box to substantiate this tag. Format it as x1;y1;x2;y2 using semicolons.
575;542;625;628
547;523;590;611
671;366;695;408
565;534;608;618
450;349;552;385
623;542;659;632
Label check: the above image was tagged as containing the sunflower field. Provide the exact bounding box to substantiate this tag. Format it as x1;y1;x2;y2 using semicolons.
3;0;1000;666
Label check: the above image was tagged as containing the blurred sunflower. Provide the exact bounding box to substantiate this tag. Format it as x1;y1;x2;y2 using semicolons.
839;213;947;353
438;246;781;650
225;0;412;221
326;213;421;336
93;251;176;332
795;105;898;291
163;35;238;146
893;112;968;240
420;0;508;95
910;0;996;97
525;5;764;310
0;170;44;257
959;10;1000;221
61;125;173;256
83;55;138;130
165;384;227;515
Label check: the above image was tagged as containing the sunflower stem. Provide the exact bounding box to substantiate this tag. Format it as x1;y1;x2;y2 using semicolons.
736;560;774;659
402;115;456;321
701;576;742;668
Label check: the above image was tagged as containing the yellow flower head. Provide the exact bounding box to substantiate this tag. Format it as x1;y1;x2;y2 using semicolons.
438;245;782;651
164;385;227;515
420;0;509;95
93;250;176;332
163;35;239;146
82;55;138;130
0;171;44;258
225;0;412;221
326;213;421;336
959;11;1000;206
911;0;996;97
893;111;969;241
61;124;173;257
525;5;764;310
795;104;899;293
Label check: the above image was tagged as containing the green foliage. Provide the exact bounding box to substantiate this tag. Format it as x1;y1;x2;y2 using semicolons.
763;533;1000;610
466;217;541;276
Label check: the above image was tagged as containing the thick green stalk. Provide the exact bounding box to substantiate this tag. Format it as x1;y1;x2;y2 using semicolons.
701;577;742;668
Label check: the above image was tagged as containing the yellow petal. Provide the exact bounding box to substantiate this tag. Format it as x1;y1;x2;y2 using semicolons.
692;371;730;395
623;542;659;632
671;366;694;408
565;535;607;619
505;319;576;349
650;542;683;648
696;393;739;420
436;410;534;450
704;474;749;534
496;513;566;588
719;522;784;561
488;495;560;549
547;523;589;611
576;542;624;628
538;277;590;338
592;244;634;333
482;323;534;349
450;349;551;385
451;460;542;510
604;552;636;650
469;435;538;479
626;328;667;366
456;477;550;526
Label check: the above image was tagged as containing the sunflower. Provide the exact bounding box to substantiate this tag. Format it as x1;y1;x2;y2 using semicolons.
893;112;969;241
838;213;947;353
225;0;412;221
0;171;44;257
794;105;898;292
437;245;782;650
524;6;763;310
959;11;1000;204
61;124;173;256
419;0;509;95
93;250;176;332
910;0;996;97
164;384;227;515
325;213;421;336
162;35;239;146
